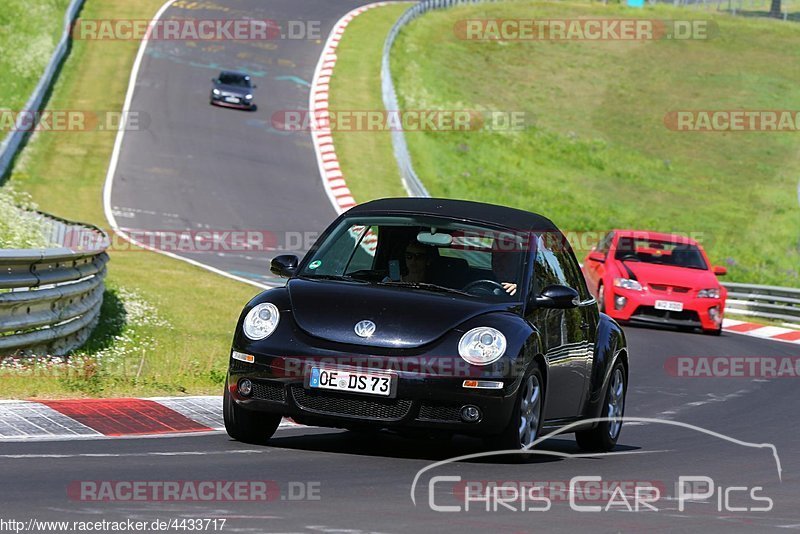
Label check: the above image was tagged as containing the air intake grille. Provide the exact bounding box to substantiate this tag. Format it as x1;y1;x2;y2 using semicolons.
251;381;286;402
417;404;462;422
291;386;411;420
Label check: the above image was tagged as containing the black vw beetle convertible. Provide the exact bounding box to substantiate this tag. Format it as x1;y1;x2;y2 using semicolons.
224;198;629;452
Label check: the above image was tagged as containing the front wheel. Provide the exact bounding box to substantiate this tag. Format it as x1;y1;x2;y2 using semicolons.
486;365;544;453
223;385;281;444
576;360;626;452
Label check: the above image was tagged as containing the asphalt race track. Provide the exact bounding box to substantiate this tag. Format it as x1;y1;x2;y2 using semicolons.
9;0;799;532
109;0;370;285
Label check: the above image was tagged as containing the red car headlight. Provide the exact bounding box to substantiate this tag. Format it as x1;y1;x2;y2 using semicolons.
697;288;720;298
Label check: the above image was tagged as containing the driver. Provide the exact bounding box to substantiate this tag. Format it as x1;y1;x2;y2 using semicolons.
492;251;519;296
402;242;435;283
491;235;521;296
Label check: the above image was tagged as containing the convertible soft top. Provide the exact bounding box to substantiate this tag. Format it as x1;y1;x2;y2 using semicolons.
346;198;558;233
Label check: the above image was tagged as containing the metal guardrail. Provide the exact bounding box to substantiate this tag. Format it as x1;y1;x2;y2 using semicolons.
0;213;109;356
0;0;87;179
383;0;501;198
723;282;800;324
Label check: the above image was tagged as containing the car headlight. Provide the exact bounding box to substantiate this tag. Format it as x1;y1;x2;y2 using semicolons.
243;303;280;340
698;288;720;298
212;88;221;95
613;277;643;291
245;94;253;99
458;327;506;366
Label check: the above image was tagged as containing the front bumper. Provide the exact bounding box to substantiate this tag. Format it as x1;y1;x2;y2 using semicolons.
226;354;518;436
210;93;254;108
604;288;724;330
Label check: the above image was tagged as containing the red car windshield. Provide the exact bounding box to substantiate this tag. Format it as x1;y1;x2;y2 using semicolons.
614;237;708;270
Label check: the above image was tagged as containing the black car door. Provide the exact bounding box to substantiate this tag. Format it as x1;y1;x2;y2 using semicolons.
527;234;594;420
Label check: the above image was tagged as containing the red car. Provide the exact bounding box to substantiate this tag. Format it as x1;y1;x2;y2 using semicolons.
582;230;727;335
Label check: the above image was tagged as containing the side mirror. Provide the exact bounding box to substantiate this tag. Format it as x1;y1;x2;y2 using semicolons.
271;254;298;278
587;251;605;264
533;284;580;309
712;265;727;276
212;78;218;83
252;84;258;89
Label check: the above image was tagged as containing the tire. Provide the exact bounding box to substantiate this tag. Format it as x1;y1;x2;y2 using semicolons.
597;283;605;313
223;386;281;445
486;364;545;454
576;360;626;453
703;327;722;336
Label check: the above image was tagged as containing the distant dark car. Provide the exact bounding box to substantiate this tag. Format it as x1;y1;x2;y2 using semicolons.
224;198;630;453
210;71;256;109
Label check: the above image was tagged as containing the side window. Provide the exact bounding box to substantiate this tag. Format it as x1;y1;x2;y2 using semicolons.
534;234;591;301
556;245;591;301
533;235;569;293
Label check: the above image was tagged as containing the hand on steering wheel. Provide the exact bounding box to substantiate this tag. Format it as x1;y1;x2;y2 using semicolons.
462;279;516;296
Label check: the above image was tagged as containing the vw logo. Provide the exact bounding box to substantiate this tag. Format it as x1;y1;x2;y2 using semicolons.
354;320;376;338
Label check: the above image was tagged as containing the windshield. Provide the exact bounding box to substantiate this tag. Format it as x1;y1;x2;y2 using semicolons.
614;237;708;270
218;73;251;87
298;216;528;301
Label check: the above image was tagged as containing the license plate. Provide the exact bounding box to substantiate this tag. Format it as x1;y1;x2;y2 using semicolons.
308;367;393;397
655;300;683;312
224;96;239;103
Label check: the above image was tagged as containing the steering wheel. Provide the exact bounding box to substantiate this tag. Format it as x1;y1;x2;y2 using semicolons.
618;252;638;261
462;279;505;296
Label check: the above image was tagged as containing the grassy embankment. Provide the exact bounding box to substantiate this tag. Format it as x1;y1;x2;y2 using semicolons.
331;1;800;287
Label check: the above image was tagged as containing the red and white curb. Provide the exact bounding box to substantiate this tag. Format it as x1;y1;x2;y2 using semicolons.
723;318;800;345
0;396;299;441
310;2;389;216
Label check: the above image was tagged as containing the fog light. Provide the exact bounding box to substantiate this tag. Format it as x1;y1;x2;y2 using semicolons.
238;378;253;397
708;306;721;322
614;296;627;310
460;405;481;423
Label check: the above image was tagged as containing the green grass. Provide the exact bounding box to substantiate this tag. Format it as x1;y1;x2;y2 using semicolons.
329;3;410;202
334;0;800;287
1;0;258;398
0;0;71;110
0;188;54;248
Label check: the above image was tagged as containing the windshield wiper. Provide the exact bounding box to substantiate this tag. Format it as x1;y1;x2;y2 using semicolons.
298;274;366;283
377;280;472;297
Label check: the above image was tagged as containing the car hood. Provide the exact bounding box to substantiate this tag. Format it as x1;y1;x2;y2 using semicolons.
287;278;514;349
214;83;250;95
619;261;718;289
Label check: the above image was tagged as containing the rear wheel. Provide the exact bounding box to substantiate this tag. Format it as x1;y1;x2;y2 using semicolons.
487;365;544;453
223;386;281;444
576;361;626;452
